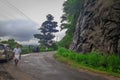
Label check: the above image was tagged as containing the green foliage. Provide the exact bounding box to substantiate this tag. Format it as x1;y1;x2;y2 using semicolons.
57;33;73;48
40;47;54;52
21;46;34;54
34;14;58;48
21;47;30;54
107;55;120;72
0;39;20;49
57;47;120;74
0;39;32;54
39;43;58;52
58;0;84;48
63;0;84;22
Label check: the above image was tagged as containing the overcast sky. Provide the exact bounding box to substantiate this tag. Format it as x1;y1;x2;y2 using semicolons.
0;0;66;45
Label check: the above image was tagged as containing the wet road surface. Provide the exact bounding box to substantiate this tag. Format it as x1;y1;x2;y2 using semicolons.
3;52;120;80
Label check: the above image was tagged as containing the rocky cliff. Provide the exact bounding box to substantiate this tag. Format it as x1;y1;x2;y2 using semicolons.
70;0;120;55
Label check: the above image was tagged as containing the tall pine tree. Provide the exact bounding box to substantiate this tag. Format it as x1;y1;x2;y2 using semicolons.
34;14;58;48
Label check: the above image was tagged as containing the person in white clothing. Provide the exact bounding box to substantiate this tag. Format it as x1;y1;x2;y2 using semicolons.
13;45;21;66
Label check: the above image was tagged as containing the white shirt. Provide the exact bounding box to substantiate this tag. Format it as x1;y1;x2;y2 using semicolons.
13;48;21;55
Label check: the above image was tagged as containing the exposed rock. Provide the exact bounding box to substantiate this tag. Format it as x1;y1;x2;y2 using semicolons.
70;0;120;55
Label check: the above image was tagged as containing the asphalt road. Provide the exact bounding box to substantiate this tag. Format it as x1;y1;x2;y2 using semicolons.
3;52;120;80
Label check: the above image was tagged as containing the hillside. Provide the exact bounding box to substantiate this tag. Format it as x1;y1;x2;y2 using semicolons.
70;0;120;55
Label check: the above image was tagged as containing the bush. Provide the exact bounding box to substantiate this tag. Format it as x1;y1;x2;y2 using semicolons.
57;47;120;74
21;48;31;54
107;55;120;72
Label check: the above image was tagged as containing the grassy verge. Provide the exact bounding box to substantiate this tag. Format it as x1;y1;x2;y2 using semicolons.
54;47;120;77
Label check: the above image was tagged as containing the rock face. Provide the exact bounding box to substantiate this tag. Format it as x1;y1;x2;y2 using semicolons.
70;0;120;55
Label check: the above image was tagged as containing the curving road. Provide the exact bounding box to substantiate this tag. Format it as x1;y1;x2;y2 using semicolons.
3;52;120;80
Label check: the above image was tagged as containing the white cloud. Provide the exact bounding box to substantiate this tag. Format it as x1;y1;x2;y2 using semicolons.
0;19;39;41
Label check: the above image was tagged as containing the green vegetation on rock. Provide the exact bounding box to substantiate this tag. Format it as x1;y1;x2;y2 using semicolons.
58;0;84;48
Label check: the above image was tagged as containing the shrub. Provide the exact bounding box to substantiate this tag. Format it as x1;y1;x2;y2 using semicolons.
57;47;120;74
107;55;120;72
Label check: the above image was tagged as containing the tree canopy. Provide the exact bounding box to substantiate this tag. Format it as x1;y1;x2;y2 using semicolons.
0;39;20;48
34;14;58;47
58;0;84;48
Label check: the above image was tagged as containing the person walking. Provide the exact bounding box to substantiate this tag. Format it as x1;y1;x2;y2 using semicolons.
13;45;21;66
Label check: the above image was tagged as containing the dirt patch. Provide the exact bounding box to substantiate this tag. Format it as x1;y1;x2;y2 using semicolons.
3;61;36;80
0;71;14;80
0;63;14;80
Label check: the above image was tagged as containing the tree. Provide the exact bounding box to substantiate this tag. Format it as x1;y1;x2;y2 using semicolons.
58;0;84;48
34;14;58;48
1;39;20;48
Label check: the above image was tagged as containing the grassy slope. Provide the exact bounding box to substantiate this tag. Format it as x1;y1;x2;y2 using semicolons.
54;48;120;77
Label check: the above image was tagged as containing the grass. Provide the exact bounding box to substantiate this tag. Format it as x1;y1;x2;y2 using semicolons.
54;47;120;77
